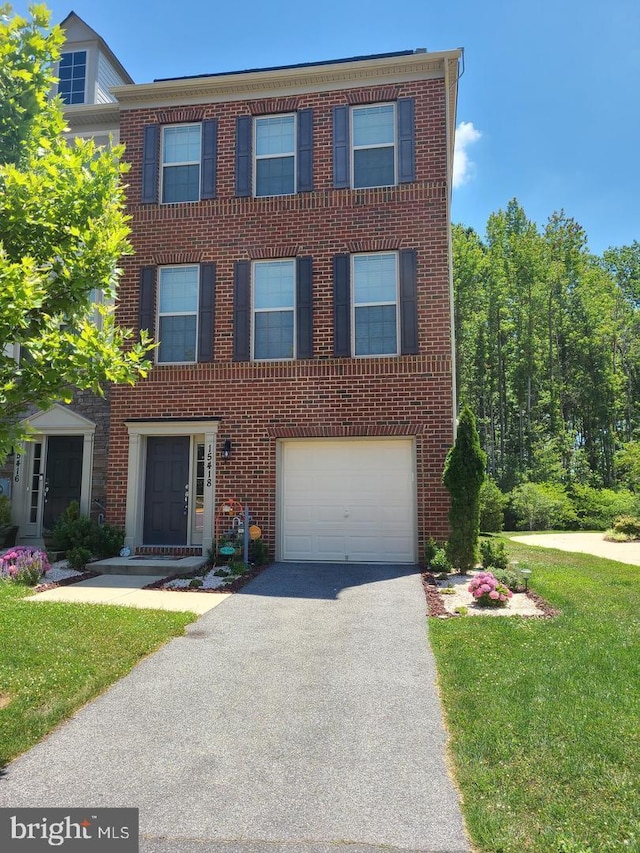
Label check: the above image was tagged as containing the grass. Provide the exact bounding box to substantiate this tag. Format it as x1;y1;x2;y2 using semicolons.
0;582;195;767
429;538;640;853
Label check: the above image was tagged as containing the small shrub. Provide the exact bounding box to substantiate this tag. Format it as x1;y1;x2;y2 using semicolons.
424;537;438;566
454;605;468;616
467;571;512;607
0;547;50;585
188;577;203;588
228;561;247;575
66;546;93;571
611;515;640;539
490;567;520;591
92;522;125;558
479;539;509;570
51;502;124;559
249;537;269;566
431;547;452;574
479;478;507;532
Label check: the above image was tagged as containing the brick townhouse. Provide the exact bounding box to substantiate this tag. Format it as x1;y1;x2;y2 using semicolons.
110;44;461;564
8;13;462;564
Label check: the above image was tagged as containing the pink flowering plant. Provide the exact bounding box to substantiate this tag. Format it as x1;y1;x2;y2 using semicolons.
0;547;50;586
467;570;513;607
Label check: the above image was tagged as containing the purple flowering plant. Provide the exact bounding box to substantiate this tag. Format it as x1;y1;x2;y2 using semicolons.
468;570;513;607
0;547;50;586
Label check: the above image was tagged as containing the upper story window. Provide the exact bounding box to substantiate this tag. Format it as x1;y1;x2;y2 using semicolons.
253;260;295;359
352;104;396;189
58;50;87;105
235;110;313;198
352;253;399;356
254;115;296;197
333;99;415;190
162;124;201;203
157;266;199;362
142;120;217;205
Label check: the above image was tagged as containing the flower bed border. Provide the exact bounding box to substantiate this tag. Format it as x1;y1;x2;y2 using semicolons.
34;570;101;592
143;563;269;594
421;570;560;619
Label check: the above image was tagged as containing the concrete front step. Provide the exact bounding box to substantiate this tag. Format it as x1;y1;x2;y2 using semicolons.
91;555;206;576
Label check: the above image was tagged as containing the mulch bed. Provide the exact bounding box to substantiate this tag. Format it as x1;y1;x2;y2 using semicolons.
421;570;560;619
34;570;101;592
142;563;269;594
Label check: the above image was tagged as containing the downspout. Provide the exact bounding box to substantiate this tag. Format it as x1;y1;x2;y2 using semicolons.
444;50;463;438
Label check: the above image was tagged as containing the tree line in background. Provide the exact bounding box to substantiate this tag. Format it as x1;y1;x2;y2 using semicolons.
454;199;640;530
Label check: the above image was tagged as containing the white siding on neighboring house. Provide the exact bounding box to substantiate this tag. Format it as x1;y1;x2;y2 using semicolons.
96;51;125;104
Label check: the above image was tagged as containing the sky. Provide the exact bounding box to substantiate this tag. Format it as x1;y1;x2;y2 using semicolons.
10;0;640;255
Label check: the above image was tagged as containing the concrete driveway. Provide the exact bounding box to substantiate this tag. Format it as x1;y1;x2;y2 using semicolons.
0;562;469;853
511;531;640;565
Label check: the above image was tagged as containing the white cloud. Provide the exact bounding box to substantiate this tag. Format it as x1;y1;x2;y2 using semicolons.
453;121;482;188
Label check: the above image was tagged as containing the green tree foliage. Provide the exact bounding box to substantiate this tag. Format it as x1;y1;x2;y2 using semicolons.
443;405;486;572
479;477;508;532
0;4;153;458
453;199;640;491
509;482;577;531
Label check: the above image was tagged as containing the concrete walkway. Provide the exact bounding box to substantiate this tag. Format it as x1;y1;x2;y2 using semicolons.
0;563;470;853
510;531;640;565
30;573;229;614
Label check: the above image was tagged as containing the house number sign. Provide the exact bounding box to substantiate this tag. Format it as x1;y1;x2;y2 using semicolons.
14;452;22;483
206;444;213;488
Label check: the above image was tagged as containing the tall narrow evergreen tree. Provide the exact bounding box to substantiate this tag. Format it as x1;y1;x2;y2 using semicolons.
443;405;487;572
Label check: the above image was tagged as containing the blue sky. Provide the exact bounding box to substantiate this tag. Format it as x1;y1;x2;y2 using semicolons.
11;0;640;255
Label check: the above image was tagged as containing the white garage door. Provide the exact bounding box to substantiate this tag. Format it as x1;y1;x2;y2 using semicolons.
280;439;416;563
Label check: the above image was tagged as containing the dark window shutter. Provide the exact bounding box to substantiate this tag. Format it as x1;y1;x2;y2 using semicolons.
333;106;350;189
198;263;216;362
297;109;313;193
296;256;313;359
236;116;252;197
201;120;217;200
397;98;415;184
139;266;156;338
142;125;159;204
333;254;351;356
233;261;251;361
399;249;418;354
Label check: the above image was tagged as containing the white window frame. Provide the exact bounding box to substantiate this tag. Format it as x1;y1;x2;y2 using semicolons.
156;265;199;364
161;123;201;204
253;114;297;198
351;252;400;357
58;49;88;105
251;259;296;361
350;103;397;189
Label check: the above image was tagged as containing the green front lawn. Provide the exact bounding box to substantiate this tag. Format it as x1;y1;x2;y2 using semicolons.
0;583;194;766
429;539;639;853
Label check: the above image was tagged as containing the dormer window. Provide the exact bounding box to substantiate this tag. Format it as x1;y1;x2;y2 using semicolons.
58;50;87;105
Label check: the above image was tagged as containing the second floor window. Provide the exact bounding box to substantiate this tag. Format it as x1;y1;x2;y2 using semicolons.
58;50;87;105
352;104;395;189
352;253;399;356
254;115;296;197
157;266;199;362
253;260;295;359
162;125;201;203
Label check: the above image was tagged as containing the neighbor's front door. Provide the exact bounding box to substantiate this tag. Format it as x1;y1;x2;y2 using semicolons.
143;436;190;545
43;435;84;530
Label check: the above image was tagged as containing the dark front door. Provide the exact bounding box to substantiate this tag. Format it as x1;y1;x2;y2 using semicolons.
144;436;190;545
43;435;84;529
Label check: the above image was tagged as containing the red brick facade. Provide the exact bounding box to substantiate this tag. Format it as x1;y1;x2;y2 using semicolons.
108;57;459;560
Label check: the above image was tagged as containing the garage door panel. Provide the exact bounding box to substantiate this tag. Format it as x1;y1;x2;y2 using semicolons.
280;439;416;563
